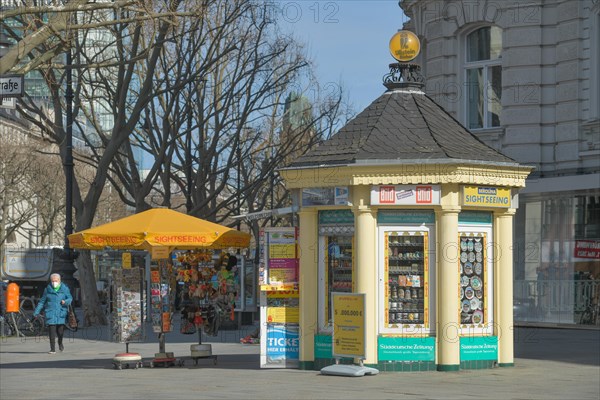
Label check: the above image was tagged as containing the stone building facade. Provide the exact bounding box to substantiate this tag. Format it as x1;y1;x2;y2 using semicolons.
400;0;600;323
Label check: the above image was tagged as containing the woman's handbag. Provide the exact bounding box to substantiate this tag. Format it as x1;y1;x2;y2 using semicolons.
66;305;79;331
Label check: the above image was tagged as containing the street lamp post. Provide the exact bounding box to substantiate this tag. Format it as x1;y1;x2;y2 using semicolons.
60;46;77;293
236;142;241;231
64;48;74;251
59;0;74;264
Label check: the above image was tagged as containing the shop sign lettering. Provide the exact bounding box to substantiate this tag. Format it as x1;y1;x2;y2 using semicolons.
574;240;600;259
378;337;435;361
0;75;24;97
459;336;498;361
462;186;511;208
314;335;333;359
266;325;299;363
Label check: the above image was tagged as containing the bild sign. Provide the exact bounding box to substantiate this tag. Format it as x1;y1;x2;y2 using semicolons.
371;185;440;206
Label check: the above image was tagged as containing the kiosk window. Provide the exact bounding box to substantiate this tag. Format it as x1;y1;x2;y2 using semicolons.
459;235;486;325
324;235;353;326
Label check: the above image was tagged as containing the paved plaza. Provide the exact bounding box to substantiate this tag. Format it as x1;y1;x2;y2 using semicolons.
1;323;599;400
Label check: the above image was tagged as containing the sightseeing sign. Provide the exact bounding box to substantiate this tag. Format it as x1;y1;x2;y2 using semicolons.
462;186;512;208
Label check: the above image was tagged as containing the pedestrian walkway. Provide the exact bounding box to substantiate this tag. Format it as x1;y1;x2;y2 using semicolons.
1;326;599;400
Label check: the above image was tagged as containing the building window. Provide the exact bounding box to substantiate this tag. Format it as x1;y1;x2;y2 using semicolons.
575;195;600;240
465;26;502;130
590;12;600;121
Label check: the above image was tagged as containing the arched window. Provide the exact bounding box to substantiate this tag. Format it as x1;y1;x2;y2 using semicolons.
465;26;502;130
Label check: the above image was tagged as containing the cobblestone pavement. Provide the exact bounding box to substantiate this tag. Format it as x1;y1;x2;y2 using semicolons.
1;324;598;400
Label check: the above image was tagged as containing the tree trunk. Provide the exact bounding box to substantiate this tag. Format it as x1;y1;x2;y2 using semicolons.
77;251;107;326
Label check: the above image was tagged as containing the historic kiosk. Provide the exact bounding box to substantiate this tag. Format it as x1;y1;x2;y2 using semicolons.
279;32;533;372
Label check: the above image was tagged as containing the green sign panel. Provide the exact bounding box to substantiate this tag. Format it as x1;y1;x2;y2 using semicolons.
459;211;492;224
319;210;354;225
314;334;333;359
460;336;498;361
378;336;435;361
378;210;435;224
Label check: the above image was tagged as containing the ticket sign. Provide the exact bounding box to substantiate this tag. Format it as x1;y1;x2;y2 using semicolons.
332;292;365;359
266;324;299;364
462;186;511;208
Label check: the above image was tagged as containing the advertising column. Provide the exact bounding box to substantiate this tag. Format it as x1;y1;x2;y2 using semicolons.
259;227;300;368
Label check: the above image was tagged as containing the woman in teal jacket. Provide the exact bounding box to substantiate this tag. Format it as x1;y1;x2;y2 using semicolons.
33;273;73;354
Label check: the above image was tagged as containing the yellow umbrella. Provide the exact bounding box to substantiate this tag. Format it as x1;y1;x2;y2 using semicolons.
68;208;250;250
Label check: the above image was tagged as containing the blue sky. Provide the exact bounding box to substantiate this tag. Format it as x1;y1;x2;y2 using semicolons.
278;1;408;112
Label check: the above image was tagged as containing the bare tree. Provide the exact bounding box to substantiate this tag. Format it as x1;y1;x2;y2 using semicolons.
103;0;351;225
137;2;350;222
0;114;65;248
1;0;353;325
0;0;201;74
3;0;202;325
103;0;248;214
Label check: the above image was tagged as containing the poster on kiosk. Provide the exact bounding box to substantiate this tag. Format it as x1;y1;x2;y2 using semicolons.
259;227;300;368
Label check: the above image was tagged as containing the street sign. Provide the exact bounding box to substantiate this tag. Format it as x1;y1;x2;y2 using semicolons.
0;74;24;97
232;206;298;221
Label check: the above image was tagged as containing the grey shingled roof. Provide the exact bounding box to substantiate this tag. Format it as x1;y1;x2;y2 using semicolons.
285;87;516;168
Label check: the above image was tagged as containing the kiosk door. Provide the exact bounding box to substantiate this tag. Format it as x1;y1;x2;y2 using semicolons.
378;225;435;335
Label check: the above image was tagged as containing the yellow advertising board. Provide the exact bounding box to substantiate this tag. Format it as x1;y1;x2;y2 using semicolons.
332;293;365;359
269;243;296;259
121;252;132;269
267;307;299;324
151;246;170;260
462;186;511;208
266;290;299;324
